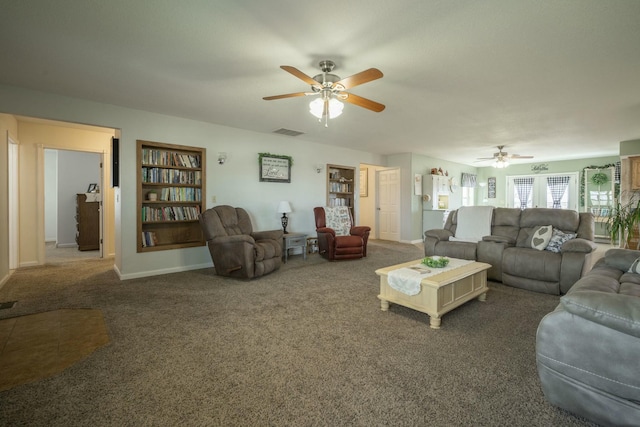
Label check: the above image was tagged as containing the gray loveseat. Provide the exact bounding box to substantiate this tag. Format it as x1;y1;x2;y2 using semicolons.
536;248;640;426
424;208;596;294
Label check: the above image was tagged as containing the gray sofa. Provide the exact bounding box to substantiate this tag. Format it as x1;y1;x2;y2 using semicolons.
424;208;596;294
536;248;640;426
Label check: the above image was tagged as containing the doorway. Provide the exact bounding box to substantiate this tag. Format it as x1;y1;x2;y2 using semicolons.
377;168;401;241
44;149;102;263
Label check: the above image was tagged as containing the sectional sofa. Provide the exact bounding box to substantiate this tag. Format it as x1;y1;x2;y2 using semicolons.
536;248;640;425
423;207;596;295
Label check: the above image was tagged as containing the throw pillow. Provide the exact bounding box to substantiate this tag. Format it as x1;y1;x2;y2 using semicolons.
530;225;553;251
545;228;576;253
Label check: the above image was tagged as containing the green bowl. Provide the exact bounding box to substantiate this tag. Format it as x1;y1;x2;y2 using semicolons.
422;256;450;268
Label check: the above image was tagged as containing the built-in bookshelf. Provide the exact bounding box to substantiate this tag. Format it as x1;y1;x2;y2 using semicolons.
326;164;355;209
137;140;206;252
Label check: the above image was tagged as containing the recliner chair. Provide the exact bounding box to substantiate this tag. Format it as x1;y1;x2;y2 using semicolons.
313;206;371;261
199;205;283;279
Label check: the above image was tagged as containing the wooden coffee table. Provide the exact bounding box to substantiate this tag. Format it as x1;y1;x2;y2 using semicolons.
375;259;491;329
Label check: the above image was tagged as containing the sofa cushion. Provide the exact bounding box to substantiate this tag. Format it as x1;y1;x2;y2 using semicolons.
531;225;553;250
545;228;576;253
503;247;561;282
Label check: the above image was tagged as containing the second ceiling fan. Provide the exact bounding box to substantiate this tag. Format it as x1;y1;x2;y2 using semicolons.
476;145;534;168
263;60;385;126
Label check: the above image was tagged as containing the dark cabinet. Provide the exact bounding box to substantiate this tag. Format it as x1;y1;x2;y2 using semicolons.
76;193;100;251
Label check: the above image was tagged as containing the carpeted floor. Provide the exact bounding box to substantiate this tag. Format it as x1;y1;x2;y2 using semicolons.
0;240;598;426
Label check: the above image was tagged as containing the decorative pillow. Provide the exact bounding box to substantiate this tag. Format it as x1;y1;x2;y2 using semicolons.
544;228;576;253
530;225;553;251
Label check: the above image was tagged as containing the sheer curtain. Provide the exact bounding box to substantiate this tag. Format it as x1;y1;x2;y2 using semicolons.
461;172;477;188
514;177;535;209
547;176;570;209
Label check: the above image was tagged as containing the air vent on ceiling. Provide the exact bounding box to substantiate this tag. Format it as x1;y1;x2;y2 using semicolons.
273;128;305;137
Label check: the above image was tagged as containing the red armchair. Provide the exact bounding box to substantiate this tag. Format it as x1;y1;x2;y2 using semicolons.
313;206;371;260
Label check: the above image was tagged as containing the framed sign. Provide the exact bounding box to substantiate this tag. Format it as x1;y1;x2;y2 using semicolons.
259;153;291;183
488;177;496;199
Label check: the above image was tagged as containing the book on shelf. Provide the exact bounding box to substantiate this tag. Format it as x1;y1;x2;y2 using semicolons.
141;231;158;247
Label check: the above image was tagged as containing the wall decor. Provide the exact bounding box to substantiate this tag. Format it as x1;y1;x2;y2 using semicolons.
488;177;496;199
258;153;292;183
414;173;422;196
531;163;549;173
360;168;368;197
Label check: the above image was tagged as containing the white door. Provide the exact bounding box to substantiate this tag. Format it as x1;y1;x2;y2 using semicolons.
506;173;579;210
377;168;401;241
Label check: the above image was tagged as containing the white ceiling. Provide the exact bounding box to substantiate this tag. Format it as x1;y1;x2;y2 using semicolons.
1;1;639;166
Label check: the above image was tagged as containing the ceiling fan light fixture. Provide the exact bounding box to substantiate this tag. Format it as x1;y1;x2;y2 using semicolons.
493;158;509;168
309;97;343;119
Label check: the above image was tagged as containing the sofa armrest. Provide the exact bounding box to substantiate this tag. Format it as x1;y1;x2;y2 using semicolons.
561;291;640;338
317;227;336;237
482;235;515;245
561;238;596;253
425;229;453;241
251;229;283;242
351;225;371;237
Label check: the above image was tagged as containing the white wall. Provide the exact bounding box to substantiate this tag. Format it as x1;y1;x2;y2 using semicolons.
0;84;384;279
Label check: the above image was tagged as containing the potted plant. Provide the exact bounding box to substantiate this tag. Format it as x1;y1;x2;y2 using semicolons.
606;197;640;248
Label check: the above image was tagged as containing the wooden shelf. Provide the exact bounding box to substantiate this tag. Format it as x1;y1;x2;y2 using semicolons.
326;164;355;209
137;140;206;252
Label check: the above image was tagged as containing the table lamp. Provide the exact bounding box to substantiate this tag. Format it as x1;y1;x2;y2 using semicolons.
277;201;292;234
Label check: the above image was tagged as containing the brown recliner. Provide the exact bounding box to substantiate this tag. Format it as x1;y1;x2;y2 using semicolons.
313;206;371;261
199;205;283;279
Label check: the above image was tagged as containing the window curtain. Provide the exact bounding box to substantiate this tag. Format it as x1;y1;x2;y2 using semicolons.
547;175;570;209
514;177;535;209
461;172;477;188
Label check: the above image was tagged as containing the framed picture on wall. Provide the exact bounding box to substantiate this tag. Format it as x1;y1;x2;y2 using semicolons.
259;153;291;183
360;168;368;197
488;177;496;199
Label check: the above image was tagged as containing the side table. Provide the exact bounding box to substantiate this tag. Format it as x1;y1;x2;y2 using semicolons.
283;232;308;263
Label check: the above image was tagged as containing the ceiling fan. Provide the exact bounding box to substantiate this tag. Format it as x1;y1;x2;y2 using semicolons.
263;60;385;127
476;145;534;168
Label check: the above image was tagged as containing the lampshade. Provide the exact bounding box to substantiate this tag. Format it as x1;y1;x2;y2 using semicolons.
277;201;292;214
309;97;344;119
493;159;509;168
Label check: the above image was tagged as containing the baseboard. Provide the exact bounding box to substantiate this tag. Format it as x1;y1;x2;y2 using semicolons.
0;270;14;290
118;262;213;280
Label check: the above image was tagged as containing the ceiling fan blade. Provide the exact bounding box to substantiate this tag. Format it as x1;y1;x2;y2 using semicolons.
476;157;496;160
339;92;385;112
511;155;534;159
334;68;383;90
280;66;321;87
263;92;315;100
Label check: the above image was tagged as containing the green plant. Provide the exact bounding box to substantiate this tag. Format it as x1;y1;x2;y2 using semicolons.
590;172;609;186
422;256;449;268
606;198;640;248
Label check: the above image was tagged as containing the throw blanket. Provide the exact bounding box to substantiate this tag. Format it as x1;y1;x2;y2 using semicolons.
449;206;494;243
387;258;474;295
324;206;352;236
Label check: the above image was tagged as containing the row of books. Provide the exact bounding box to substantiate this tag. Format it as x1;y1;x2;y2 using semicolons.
141;148;201;168
141;205;202;222
329;182;352;193
141;231;158;247
149;187;201;202
142;167;202;185
329;197;351;207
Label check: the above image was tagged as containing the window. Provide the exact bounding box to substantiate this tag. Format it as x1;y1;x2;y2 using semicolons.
460;172;477;206
507;173;578;210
